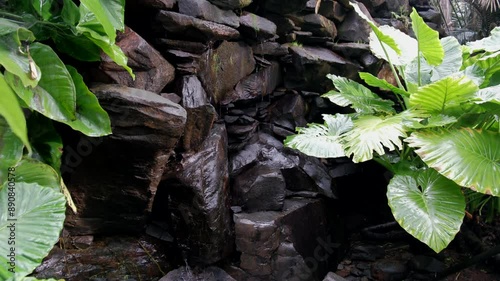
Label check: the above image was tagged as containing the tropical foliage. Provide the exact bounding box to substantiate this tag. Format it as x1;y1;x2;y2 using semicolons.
286;3;500;252
0;0;129;279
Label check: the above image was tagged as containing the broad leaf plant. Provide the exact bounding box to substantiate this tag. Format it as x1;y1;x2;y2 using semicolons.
286;3;500;253
0;0;131;279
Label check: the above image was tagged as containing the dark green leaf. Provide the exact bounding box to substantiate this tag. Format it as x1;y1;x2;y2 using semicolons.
32;0;56;21
0;118;24;184
79;0;125;41
27;113;63;172
6;42;77;122
14;158;60;190
61;0;80;26
0;33;40;88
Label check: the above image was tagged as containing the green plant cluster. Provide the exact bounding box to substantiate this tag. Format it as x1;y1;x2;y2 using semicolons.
0;0;130;280
286;3;499;253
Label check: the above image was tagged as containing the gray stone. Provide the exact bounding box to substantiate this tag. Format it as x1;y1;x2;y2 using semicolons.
384;0;410;14
265;14;296;38
140;0;176;9
64;85;187;235
178;0;240;28
98;27;175;93
418;10;442;25
338;3;373;43
302;14;338;38
161;124;233;264
233;165;286;212
262;0;309;14
160;266;236;281
252;42;289;56
239;12;278;40
198;41;255;104
222;61;282;104
208;0;252;9
180;75;209;108
155;11;240;42
156;39;208;54
327;42;370;58
409;255;446;273
182;105;217;151
371;259;409;281
323;272;349;281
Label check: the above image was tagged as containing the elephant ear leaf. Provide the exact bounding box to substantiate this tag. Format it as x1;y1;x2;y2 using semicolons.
406;128;500;196
0;183;66;280
410;8;444;66
387;169;465;253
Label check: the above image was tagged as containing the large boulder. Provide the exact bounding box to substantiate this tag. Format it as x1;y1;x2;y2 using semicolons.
63;85;187;235
178;0;240;28
159;124;233;264
96;27;175;93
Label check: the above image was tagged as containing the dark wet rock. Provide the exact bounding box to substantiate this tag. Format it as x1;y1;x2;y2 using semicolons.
265;14;296;39
230;132;335;198
371;259;409;281
64;85;186;235
302;14;338;38
155;11;240;42
269;92;307;132
234;198;339;281
262;0;309;14
34;235;172;281
329;162;358;178
160;266;236;281
232;165;286;212
180;75;209;108
252;42;289;56
315;0;347;22
178;0;240;28
199;41;255;104
384;0;410;14
351;245;385;261
239;12;278;40
97;27;175;93
161;93;182;104
182;105;217;151
208;0;252;9
160;124;232;265
285;45;361;92
156;39;208;55
323;271;349;281
140;0;176;9
161;49;201;75
222;61;282;104
418;10;441;25
327;42;371;58
360;53;380;69
338;3;373;43
409;255;446;273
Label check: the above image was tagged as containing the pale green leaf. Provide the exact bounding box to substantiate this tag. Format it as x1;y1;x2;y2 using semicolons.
0;183;66;280
0;73;30;150
387;169;465;253
369;25;417;66
475;85;500;104
341;113;410;163
430;37;462;81
466;26;500;53
407;128;500;195
0;19;21;36
13;158;60;190
409;76;478;115
323;74;395;114
403;114;457;129
285;114;352;158
359;72;409;96
410;8;444;66
6;42;77;122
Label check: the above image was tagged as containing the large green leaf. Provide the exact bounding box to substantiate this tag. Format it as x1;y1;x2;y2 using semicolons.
323;74;395;114
77;6;133;77
0;119;24;184
52;30;101;62
341;112;412;163
61;0;80;26
475;84;500;104
0;73;30;150
0;33;40;88
27;113;63;172
403;114;457;129
351;2;401;55
13;158;60;190
79;0;125;42
466;27;500;53
285;114;352;158
32;0;55;21
0;19;21;36
6;42;77;122
359;72;410;97
430;37;462;81
407;128;500;195
369;25;418;66
65;65;112;136
0;183;66;280
409;76;478;115
472;51;500;87
387;169;466;253
410;8;443;66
